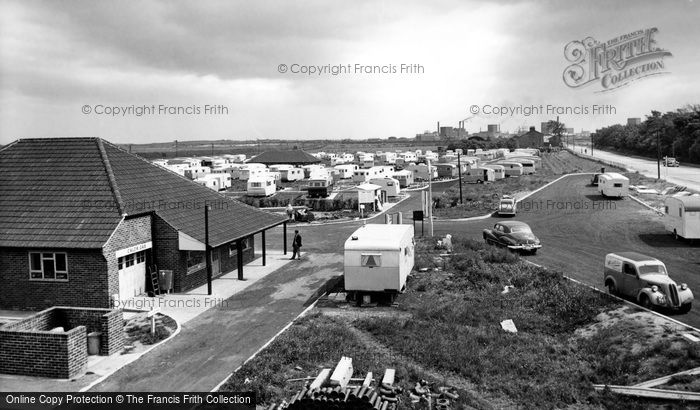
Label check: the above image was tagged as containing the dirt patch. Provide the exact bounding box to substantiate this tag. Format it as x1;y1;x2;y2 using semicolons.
575;306;688;341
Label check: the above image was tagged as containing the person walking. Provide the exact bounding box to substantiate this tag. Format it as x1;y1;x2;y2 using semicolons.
290;230;302;260
286;203;294;221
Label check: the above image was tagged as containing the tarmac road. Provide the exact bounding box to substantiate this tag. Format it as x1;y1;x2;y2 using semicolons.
432;174;700;328
566;144;700;192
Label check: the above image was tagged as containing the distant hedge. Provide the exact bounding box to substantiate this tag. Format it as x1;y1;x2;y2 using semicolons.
592;105;700;164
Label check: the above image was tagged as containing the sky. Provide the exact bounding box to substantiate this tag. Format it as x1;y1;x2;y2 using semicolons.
1;0;698;144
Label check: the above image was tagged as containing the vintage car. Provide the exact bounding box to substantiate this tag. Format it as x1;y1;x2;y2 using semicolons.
483;221;541;254
498;195;516;216
604;252;693;313
663;157;680;167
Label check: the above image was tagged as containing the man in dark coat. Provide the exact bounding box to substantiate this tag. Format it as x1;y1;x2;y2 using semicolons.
290;230;302;260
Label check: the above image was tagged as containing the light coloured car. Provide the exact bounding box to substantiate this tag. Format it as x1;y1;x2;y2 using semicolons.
498;195;516;216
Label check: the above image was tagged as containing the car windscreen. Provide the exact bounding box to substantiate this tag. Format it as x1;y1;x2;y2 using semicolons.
638;264;667;275
509;226;531;233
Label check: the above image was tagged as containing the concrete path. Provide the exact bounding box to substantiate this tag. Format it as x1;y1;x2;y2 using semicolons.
124;250;294;324
566;145;700;192
89;253;343;392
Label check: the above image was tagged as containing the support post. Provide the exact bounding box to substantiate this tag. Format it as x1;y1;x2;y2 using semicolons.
262;230;266;266
283;221;288;255
237;239;244;280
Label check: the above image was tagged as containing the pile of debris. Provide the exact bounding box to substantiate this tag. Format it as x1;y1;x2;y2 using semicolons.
267;357;400;410
409;379;459;409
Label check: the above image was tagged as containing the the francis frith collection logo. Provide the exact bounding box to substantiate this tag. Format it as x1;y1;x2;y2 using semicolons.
563;28;672;92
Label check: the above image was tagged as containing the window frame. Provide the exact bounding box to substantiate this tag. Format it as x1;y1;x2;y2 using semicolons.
186;250;206;274
28;251;69;281
228;237;252;257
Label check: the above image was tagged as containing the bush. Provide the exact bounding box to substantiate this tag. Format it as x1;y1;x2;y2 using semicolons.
142;326;170;344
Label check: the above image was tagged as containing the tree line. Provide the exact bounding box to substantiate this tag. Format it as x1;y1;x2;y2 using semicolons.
592;105;700;164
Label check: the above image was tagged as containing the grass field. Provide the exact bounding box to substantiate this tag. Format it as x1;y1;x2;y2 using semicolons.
220;235;700;408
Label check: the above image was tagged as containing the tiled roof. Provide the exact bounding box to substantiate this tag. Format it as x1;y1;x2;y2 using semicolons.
0;138;287;249
249;150;321;166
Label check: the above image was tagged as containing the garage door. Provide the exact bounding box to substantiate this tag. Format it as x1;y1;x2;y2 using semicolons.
118;251;146;299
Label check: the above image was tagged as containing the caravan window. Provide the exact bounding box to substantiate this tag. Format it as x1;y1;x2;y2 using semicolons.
361;253;382;267
613;183;623;188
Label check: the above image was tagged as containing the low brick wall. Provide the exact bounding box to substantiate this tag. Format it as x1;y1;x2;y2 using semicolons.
0;306;124;378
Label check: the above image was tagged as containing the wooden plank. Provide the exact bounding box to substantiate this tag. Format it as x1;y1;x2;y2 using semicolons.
381;369;395;386
309;368;331;391
633;366;700;389
592;385;700;401
362;372;373;388
329;356;353;388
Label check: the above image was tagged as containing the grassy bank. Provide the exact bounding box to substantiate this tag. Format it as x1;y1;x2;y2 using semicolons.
220;235;700;408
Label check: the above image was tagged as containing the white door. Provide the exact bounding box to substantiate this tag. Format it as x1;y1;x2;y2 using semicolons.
118;251;147;299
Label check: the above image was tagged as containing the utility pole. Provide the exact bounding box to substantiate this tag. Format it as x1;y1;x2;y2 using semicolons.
427;159;434;237
656;131;661;180
457;152;463;204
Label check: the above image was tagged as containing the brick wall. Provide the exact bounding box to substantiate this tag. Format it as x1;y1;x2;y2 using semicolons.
178;236;255;292
152;215;182;291
102;215;152;299
57;307;124;356
0;307;99;379
0;248;109;310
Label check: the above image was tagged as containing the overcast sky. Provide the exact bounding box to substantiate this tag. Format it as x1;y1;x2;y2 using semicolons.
1;0;698;144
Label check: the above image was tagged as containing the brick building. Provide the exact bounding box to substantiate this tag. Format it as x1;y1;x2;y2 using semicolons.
512;127;545;148
0;138;287;310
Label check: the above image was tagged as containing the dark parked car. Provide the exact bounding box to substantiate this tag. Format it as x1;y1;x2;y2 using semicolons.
483;221;541;254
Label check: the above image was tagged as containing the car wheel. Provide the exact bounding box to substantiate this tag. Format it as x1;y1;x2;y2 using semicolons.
606;281;617;296
639;294;653;310
679;303;692;314
530;249;537;255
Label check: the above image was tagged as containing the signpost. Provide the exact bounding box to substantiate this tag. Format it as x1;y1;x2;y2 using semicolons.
147;307;161;335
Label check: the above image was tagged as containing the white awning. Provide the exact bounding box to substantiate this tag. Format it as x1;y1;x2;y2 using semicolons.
178;231;205;251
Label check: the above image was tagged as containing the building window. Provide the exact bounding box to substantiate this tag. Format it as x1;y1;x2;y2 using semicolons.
186;251;205;274
29;252;68;281
118;257;124;270
136;251;146;264
229;237;252;256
